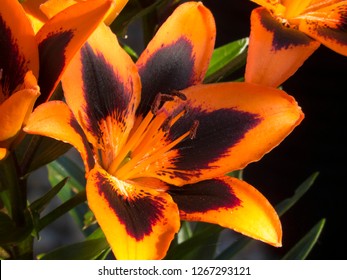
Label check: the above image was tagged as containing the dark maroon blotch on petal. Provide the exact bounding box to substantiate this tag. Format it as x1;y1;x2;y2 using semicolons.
95;173;166;241
136;37;195;117
168;106;261;175
259;8;313;51
80;43;131;141
168;178;241;213
0;16;28;98
69;116;95;171
37;30;74;104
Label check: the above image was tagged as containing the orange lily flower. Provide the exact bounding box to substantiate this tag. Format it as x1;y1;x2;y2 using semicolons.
25;2;304;259
0;0;114;160
22;0;128;33
245;0;347;87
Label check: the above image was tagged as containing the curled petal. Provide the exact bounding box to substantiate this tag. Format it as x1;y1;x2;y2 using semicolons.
87;166;180;259
140;82;303;185
136;1;215;117
35;0;115;104
245;7;320;87
168;176;282;247
24;101;95;172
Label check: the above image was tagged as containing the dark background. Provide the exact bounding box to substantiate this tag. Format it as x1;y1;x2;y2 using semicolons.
203;0;347;259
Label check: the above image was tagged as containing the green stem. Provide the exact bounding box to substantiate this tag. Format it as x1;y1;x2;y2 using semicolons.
0;153;34;259
0;154;26;226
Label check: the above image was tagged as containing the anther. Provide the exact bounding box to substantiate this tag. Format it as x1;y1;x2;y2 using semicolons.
161;116;172;132
170;90;187;100
151;93;162;114
0;69;3;81
189;120;199;139
151;93;176;114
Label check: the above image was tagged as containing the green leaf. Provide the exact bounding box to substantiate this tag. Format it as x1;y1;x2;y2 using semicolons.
122;44;139;61
276;172;319;216
17;135;72;175
46;155;88;230
38;238;109;260
29;178;68;214
214;236;251;260
204;38;248;83
282;218;326;260
48;156;86;193
165;223;222;260
37;191;87;231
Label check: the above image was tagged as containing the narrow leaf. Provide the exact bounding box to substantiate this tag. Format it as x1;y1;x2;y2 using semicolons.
29;177;68;213
276;172;319;216
37;191;87;231
47;155;88;229
165;223;222;259
204;38;248;83
282;218;326;260
38;238;109;260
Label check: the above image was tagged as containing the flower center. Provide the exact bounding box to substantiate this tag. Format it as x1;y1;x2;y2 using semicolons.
107;91;198;181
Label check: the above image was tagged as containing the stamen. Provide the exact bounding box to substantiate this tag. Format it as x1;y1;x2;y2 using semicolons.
189;120;199;139
0;69;3;81
170;90;187;100
161;116;172;132
151;93;175;114
151;93;162;114
107;111;155;175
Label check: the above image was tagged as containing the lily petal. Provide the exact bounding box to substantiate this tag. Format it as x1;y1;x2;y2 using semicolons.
62;24;140;168
87;166;180;259
168;176;282;247
0;148;8;161
0;72;39;148
245;7;320;87
35;0;115;104
135;1;215;117
0;0;39;97
22;0;50;33
298;1;347;56
38;0;128;25
139;82;303;186
23;101;95;172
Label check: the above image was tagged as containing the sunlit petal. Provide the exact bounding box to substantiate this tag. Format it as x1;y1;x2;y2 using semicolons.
135;1;215;117
245;7;320;87
298;1;347;56
136;82;303;185
168;176;282;247
87;166;180;259
35;0;115;104
62;24;140;168
0;72;39;146
0;0;39;97
24;101;95;172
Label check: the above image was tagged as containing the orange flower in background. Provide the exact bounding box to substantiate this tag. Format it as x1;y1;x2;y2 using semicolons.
245;0;347;87
25;2;304;259
0;0;114;160
22;0;128;33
